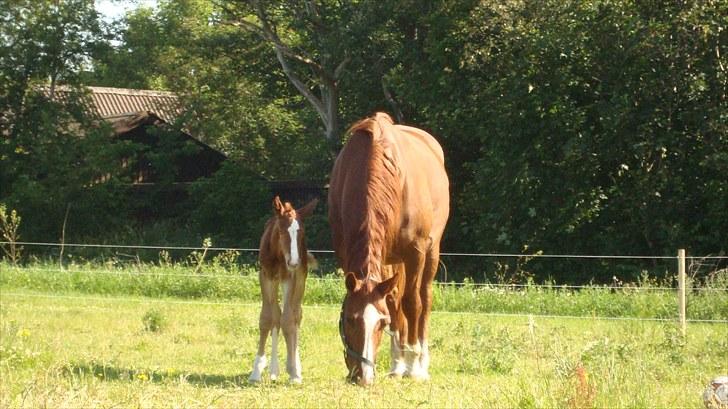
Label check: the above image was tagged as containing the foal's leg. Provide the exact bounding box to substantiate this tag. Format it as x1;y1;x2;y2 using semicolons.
281;270;306;383
249;272;280;383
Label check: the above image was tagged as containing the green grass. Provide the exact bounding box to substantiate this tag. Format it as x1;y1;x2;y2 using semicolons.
2;262;727;320
1;288;726;408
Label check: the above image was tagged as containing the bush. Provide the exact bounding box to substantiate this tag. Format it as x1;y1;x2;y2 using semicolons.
188;161;270;247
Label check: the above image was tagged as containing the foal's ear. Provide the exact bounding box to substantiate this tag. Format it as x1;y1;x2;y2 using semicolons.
376;273;399;296
272;196;284;215
297;198;319;219
345;272;360;292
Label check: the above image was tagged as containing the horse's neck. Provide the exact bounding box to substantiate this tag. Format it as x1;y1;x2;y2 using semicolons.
336;128;401;280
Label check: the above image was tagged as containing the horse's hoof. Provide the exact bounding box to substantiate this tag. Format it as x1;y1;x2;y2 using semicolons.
289;376;303;385
248;375;262;384
404;370;430;381
270;374;278;382
387;371;404;379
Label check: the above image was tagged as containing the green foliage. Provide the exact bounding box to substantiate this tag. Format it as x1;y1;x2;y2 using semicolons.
2;0;727;287
0;204;23;263
187;161;270;247
142;309;165;332
383;0;728;281
2;262;726;321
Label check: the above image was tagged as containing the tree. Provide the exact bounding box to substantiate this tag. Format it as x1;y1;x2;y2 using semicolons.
1;0;135;241
217;0;360;148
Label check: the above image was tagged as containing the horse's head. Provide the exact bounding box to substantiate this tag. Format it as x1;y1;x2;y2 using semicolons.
271;196;318;269
339;271;398;386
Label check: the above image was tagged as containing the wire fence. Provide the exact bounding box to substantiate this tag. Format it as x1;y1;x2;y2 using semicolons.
4;264;727;292
2;241;727;328
5;240;728;260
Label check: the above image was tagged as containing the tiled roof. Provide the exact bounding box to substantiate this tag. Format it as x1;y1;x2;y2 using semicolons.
84;86;182;124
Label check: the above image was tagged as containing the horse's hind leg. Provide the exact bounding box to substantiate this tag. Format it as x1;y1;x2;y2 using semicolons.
249;273;280;383
402;244;427;380
418;242;440;376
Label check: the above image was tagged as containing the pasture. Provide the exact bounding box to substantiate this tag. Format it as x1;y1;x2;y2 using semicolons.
1;264;727;408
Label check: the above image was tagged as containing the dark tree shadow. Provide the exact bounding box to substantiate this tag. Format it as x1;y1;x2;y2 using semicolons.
62;361;255;388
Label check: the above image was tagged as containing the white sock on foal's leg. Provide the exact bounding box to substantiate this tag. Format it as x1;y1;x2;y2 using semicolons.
289;346;302;384
249;354;267;383
269;328;280;381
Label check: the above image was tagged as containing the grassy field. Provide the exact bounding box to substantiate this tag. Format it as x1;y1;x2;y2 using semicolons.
1;287;726;408
2;263;727;320
1;262;727;408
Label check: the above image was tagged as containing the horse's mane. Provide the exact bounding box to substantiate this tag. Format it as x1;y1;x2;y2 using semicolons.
345;113;402;280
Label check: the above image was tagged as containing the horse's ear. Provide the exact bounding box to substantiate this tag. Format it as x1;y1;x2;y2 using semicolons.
376;273;399;296
297;198;319;219
345;272;360;292
272;196;284;215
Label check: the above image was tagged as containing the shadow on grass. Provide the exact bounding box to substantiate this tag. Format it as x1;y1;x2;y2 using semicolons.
63;361;255;388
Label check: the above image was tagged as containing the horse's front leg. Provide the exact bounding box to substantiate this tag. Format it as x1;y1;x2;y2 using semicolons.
281;275;305;383
249;274;280;383
388;315;408;378
386;264;408;378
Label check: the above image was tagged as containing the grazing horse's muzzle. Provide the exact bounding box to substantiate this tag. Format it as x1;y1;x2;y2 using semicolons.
338;307;376;385
339;302;393;386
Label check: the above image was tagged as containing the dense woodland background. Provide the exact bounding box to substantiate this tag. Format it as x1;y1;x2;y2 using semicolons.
1;0;726;282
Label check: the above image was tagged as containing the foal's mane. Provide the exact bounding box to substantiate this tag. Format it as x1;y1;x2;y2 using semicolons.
346;113;402;280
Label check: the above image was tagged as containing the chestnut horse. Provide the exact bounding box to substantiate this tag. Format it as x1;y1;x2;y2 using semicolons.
328;112;449;385
249;196;318;384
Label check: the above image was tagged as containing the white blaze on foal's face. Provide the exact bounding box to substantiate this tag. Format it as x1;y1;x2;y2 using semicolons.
286;219;300;267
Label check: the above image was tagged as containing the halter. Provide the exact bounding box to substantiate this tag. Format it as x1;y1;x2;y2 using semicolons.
338;305;375;379
338;300;397;381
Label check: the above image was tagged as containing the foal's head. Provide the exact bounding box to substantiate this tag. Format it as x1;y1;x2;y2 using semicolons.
339;272;398;386
271;196;318;269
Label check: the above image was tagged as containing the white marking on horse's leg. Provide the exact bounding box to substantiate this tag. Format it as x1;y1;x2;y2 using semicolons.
248;354;267;383
389;331;406;377
269;327;280;381
289;333;302;384
420;339;431;376
361;303;385;385
403;342;428;380
287;219;300;266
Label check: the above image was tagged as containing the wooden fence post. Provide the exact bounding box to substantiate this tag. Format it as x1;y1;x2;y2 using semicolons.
677;248;686;337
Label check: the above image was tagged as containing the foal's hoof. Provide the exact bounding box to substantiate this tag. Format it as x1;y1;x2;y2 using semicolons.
289;376;303;385
248;374;262;384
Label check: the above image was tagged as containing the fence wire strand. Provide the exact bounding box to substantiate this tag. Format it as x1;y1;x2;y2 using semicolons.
3;241;728;260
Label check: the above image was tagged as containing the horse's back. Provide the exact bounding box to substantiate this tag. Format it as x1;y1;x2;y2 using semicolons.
393;125;445;167
391;124;450;243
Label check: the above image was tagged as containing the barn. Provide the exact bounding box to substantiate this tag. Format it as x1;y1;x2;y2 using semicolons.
60;86;324;214
59;86;228;219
